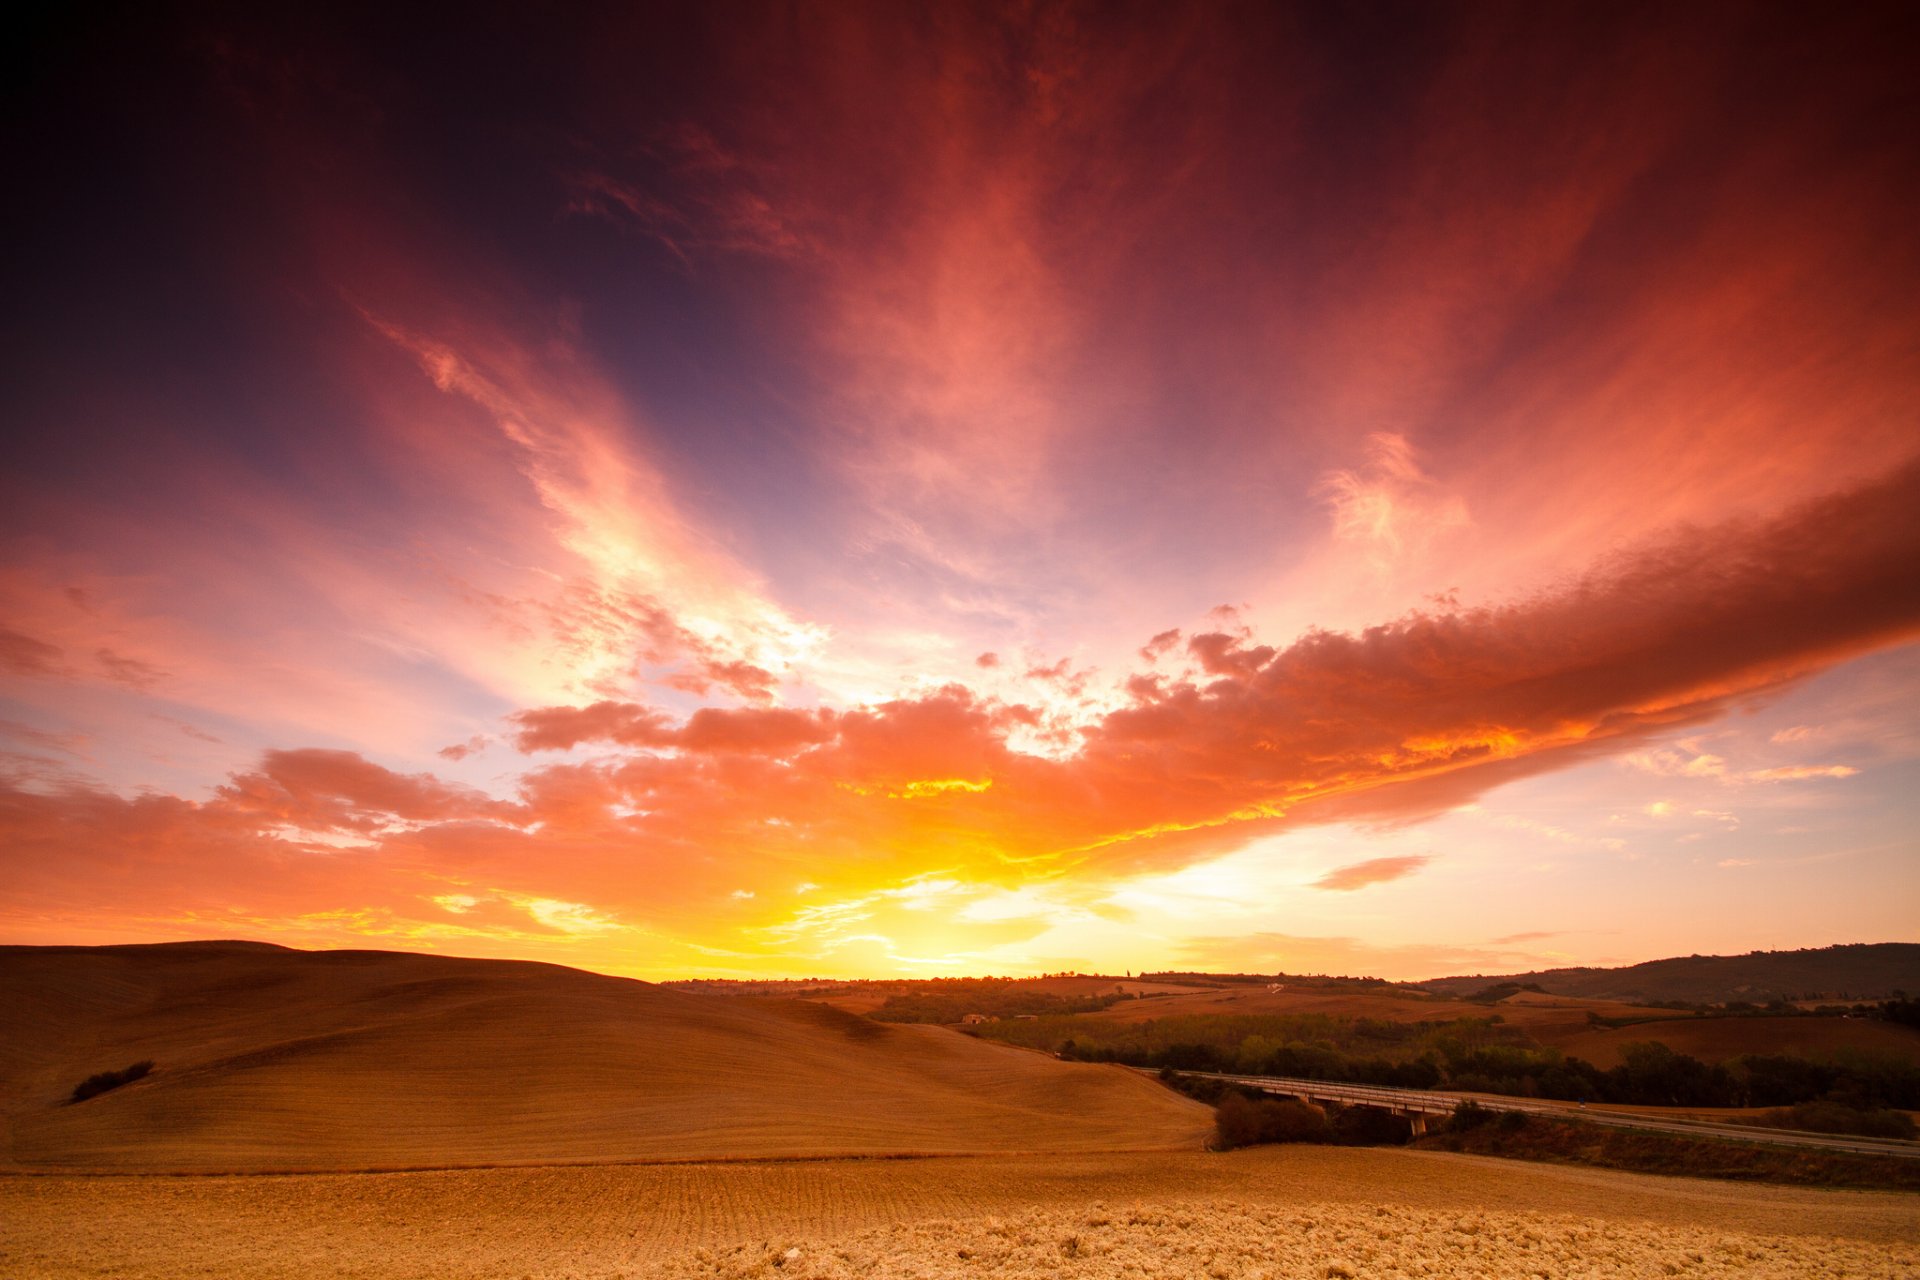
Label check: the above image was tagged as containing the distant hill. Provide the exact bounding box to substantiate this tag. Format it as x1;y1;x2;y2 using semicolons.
0;941;1209;1172
1422;943;1920;1005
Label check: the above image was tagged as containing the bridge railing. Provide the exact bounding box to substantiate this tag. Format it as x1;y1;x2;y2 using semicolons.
1193;1073;1465;1115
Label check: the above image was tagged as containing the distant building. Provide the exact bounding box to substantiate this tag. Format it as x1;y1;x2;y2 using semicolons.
960;1013;992;1025
1266;983;1286;993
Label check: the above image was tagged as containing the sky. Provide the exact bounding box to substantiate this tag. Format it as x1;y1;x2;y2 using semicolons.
3;2;1917;982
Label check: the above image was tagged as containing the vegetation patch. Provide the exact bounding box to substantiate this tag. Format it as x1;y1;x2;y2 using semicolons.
1170;1071;1417;1151
1213;1094;1333;1149
868;978;1131;1024
1419;1107;1920;1191
1749;1101;1917;1140
985;1005;1920;1112
68;1060;154;1104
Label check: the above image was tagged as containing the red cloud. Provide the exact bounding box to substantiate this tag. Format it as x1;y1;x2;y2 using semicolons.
678;707;836;756
1312;856;1431;892
1139;629;1181;662
1084;459;1920;844
0;628;64;677
217;749;517;833
509;701;674;752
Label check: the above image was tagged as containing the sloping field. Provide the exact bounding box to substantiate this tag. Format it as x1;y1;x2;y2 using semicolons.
3;1147;1914;1279
1424;943;1920;1005
788;975;1209;1015
1554;1015;1920;1070
1064;986;1904;1069
0;942;1209;1171
1489;992;1696;1049
1081;986;1458;1024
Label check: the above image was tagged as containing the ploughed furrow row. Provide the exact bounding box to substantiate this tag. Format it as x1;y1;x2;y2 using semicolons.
4;1148;1917;1279
643;1201;1918;1280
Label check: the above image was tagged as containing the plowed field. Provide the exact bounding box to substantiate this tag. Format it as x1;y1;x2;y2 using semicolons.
4;1146;1914;1279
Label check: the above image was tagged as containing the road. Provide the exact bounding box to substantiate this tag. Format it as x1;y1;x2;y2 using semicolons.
1173;1071;1920;1160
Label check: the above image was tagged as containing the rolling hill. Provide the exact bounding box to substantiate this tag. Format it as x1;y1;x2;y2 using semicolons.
0;941;1211;1172
1422;944;1920;1005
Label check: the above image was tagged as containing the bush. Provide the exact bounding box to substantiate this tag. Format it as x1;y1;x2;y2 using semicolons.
1328;1103;1414;1146
69;1060;154;1104
1214;1093;1332;1149
1448;1100;1495;1133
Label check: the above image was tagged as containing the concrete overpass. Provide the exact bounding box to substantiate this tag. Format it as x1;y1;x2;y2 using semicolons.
1191;1073;1457;1135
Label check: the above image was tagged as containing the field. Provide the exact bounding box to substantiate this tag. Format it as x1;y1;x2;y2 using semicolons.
1552;1015;1920;1070
4;1146;1915;1278
7;943;1916;1278
0;943;1209;1171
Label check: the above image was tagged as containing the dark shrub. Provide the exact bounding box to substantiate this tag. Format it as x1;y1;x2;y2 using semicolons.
1328;1104;1413;1146
1214;1093;1332;1149
1214;1093;1264;1149
69;1060;154;1104
1449;1100;1494;1132
1259;1098;1334;1144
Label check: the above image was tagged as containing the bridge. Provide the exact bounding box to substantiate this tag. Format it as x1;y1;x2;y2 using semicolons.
1188;1073;1457;1135
1169;1071;1920;1158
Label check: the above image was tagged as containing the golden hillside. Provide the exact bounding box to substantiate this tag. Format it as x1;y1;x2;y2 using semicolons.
0;942;1210;1172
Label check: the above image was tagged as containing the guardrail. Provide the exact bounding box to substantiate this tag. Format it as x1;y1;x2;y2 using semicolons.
1200;1073;1463;1115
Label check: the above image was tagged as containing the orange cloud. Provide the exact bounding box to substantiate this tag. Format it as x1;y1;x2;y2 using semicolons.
1312;856;1432;892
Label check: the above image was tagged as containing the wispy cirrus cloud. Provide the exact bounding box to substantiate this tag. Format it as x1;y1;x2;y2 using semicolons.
1319;434;1470;569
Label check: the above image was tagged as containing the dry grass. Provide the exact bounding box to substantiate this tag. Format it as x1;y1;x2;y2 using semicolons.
0;943;1209;1171
4;1147;1915;1279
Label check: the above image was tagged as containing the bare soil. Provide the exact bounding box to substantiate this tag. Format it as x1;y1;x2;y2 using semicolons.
3;1147;1913;1279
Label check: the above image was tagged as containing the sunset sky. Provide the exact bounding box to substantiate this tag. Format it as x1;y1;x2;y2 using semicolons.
5;3;1917;981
